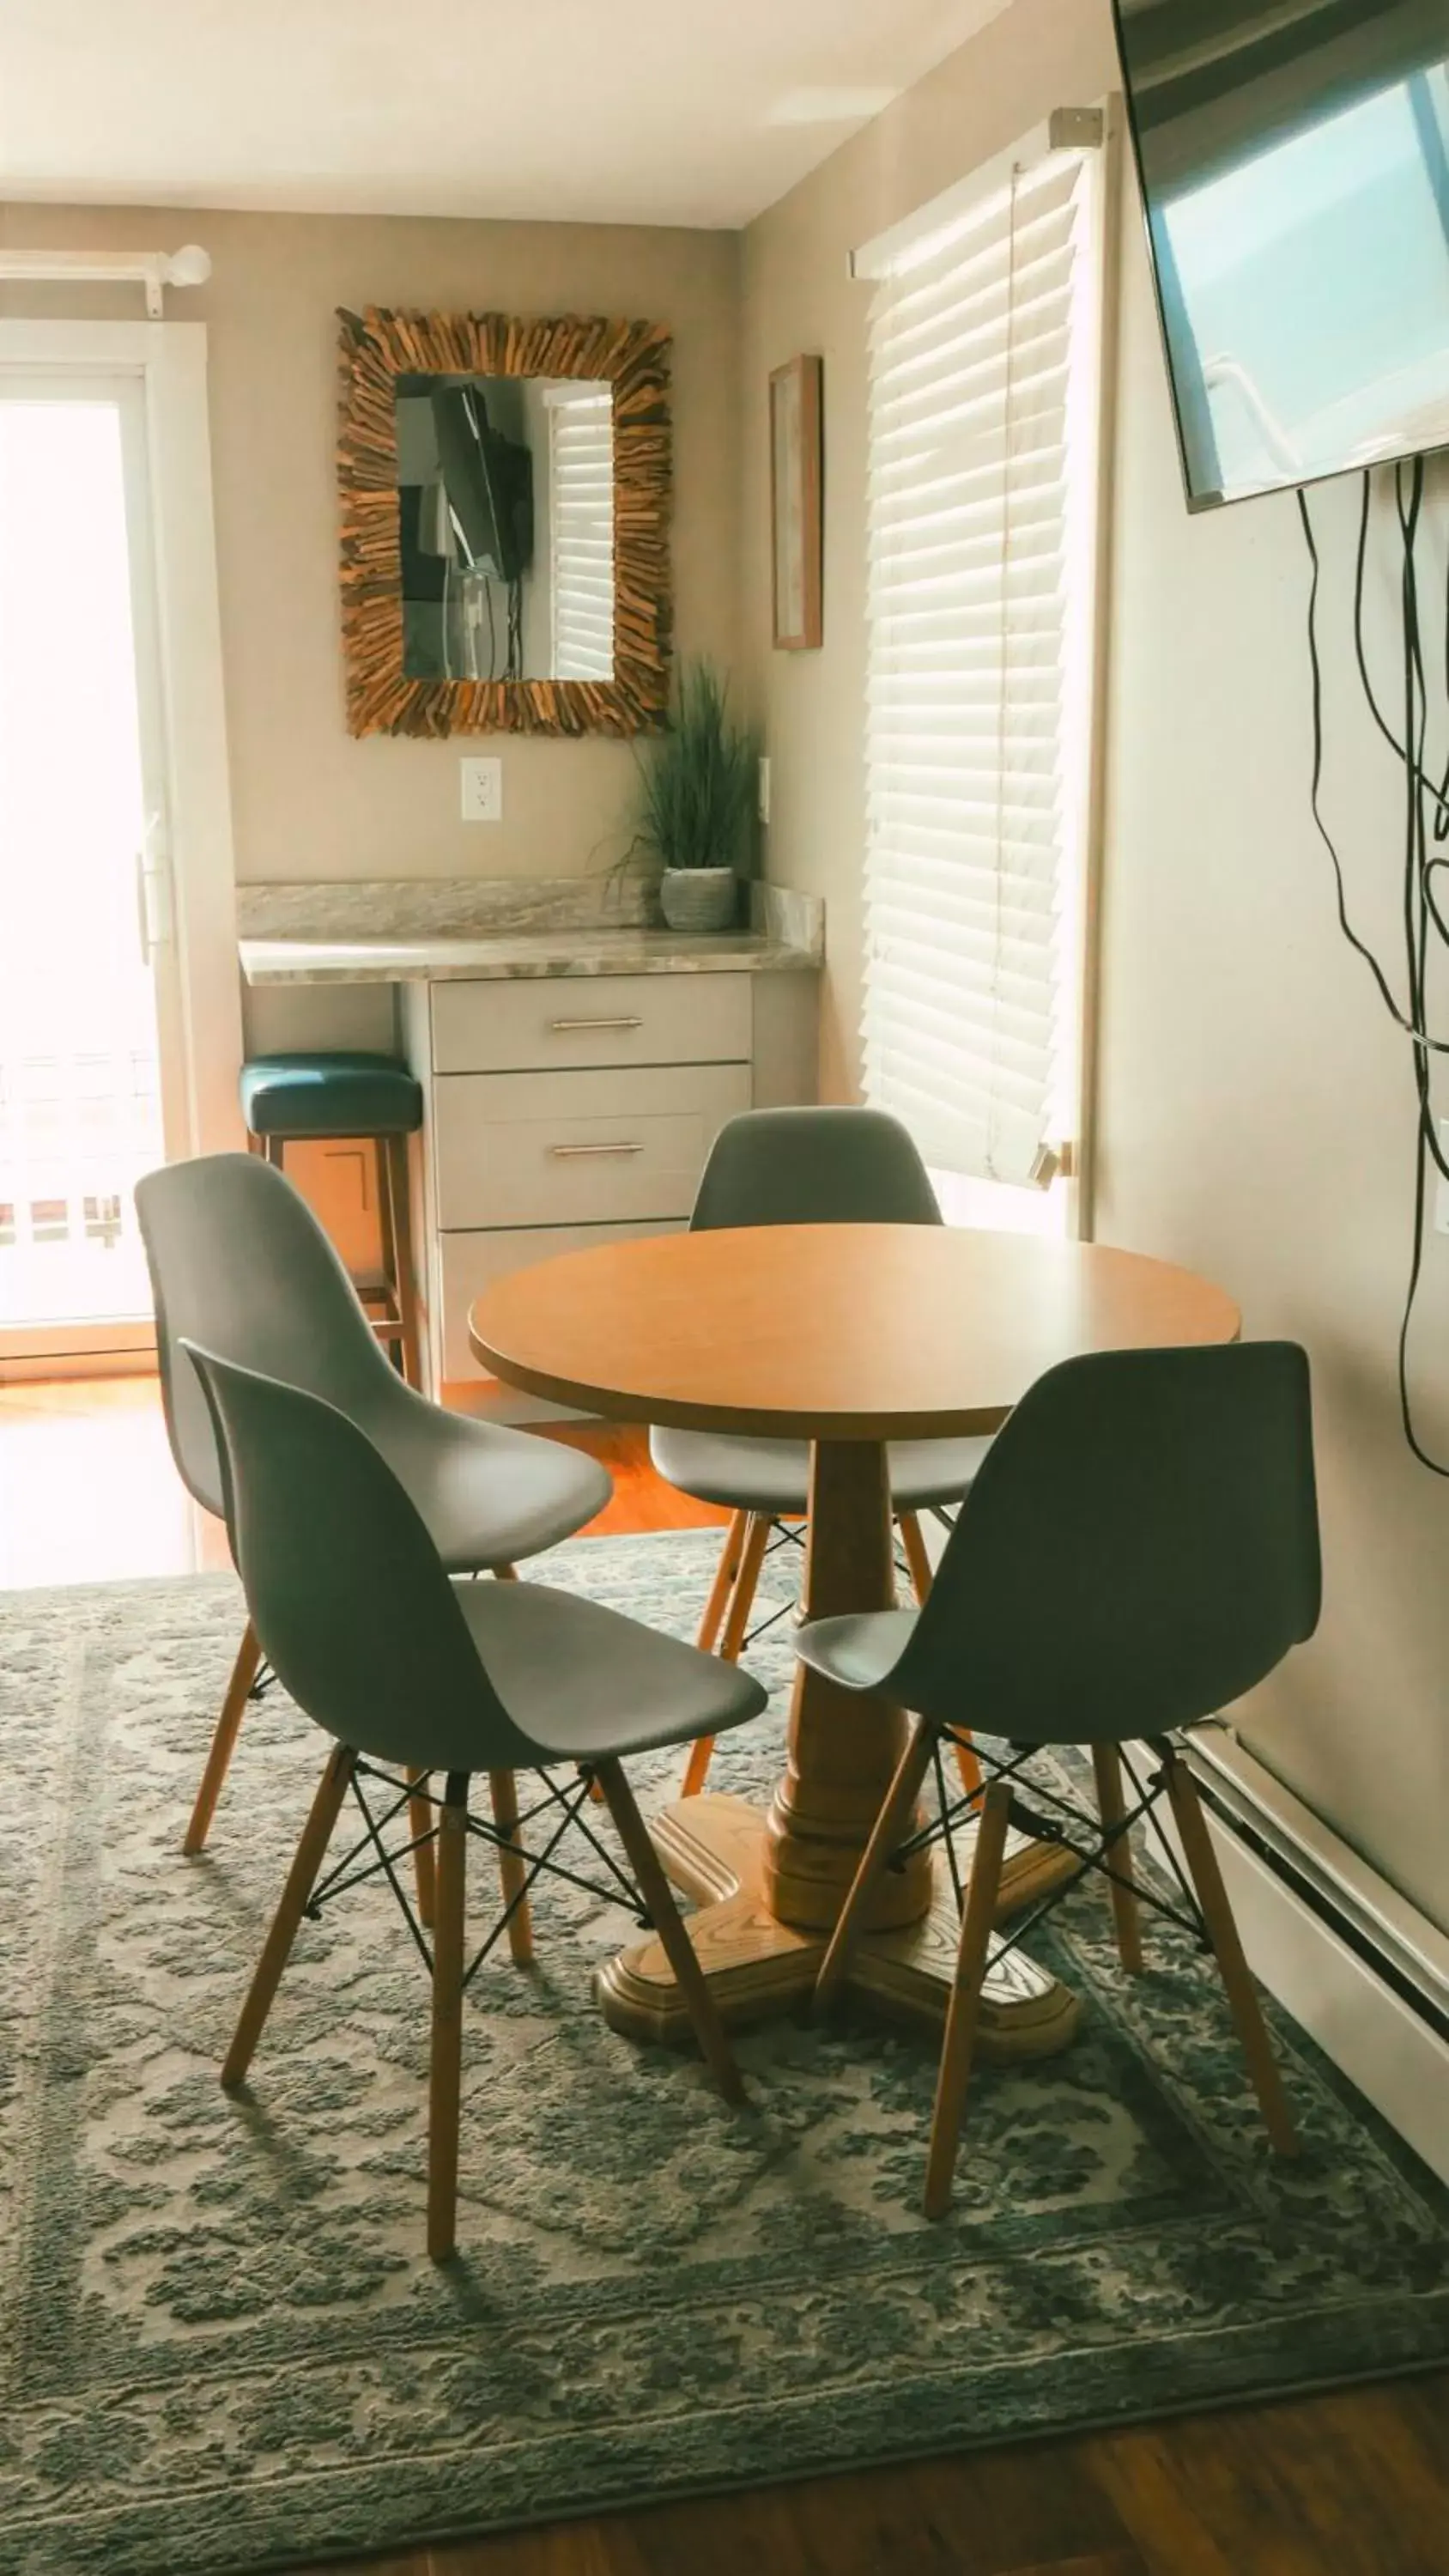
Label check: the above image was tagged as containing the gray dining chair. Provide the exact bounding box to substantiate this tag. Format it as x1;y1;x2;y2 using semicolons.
136;1153;610;1900
650;1106;992;1795
186;1341;767;2261
809;1342;1320;2219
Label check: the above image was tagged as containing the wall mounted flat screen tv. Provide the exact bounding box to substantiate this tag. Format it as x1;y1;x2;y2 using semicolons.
1111;1;1449;508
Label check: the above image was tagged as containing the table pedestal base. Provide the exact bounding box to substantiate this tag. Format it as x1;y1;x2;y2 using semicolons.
596;1793;1082;2061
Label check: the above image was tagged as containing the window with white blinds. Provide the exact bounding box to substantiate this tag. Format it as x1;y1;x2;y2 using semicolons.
547;388;615;680
861;141;1104;1194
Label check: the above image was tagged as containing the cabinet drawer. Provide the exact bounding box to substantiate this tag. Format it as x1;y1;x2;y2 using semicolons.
431;972;751;1075
433;1062;750;1230
440;1220;685;1383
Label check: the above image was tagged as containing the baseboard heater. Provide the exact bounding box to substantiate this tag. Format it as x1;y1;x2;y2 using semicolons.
1169;1725;1449;2183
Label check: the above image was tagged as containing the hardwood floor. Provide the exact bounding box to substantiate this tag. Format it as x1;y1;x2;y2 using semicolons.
3;1376;1446;2573
323;2373;1449;2576
0;1376;724;1585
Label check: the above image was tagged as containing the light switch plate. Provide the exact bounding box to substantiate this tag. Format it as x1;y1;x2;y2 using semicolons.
1435;1120;1449;1236
461;757;502;823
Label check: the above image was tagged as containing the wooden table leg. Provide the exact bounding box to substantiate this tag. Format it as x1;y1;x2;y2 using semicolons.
597;1437;1079;2065
762;1440;931;1933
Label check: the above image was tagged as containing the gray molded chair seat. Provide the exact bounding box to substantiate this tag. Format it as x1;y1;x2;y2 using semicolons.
809;1342;1322;2221
186;1343;766;2260
652;1425;992;1517
649;1105;990;1799
452;1577;764;1760
136;1152;609;1862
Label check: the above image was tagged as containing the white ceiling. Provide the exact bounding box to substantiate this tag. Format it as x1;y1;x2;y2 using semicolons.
0;0;1013;230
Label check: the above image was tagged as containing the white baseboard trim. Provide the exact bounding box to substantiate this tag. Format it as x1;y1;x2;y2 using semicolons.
1147;1736;1449;2189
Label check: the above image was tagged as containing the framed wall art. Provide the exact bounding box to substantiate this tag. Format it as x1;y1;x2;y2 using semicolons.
769;354;822;651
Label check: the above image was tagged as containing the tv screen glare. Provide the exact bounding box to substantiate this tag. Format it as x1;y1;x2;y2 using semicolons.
1112;0;1449;508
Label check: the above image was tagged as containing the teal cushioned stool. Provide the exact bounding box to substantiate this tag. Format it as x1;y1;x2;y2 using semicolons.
239;1052;424;1387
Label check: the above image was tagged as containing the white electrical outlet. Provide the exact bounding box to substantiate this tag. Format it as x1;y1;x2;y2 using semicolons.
460;757;502;823
1436;1120;1449;1236
758;755;772;825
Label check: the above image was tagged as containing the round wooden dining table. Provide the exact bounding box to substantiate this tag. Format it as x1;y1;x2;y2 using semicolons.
470;1224;1240;2057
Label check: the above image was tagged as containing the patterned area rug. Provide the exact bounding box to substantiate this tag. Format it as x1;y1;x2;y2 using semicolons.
3;1532;1449;2576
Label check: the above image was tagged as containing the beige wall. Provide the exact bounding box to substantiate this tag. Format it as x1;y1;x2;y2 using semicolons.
1096;216;1449;1936
739;0;1117;1101
0;199;742;889
738;0;1449;1936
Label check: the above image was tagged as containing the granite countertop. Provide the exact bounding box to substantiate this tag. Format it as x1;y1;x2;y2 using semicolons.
235;878;823;987
240;926;818;986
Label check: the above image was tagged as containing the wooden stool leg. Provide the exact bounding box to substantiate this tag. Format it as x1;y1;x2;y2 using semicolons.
222;1743;355;2089
407;1769;437;1928
1092;1741;1143;1975
815;1715;937;2014
1162;1748;1300;2159
695;1509;750;1655
427;1771;470;2262
384;1131;423;1390
898;1514;980;1800
184;1617;262;1855
925;1777;1012;2221
373;1131;404;1376
680;1510;771;1798
596;1758;745;2105
488;1769;534;1965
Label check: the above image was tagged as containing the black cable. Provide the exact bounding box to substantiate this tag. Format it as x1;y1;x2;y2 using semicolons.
1300;461;1449;1475
1300;485;1422;1036
1394;458;1449;1476
1351;471;1449;835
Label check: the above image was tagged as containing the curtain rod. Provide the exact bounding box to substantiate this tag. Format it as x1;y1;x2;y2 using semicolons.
0;246;211;318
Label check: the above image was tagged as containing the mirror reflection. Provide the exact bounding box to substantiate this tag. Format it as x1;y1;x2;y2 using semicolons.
395;374;615;683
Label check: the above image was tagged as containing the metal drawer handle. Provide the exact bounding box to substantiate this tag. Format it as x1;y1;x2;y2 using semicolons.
548;1140;645;1158
549;1015;645;1033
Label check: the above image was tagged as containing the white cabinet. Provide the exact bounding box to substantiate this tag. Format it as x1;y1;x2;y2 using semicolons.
403;968;815;1400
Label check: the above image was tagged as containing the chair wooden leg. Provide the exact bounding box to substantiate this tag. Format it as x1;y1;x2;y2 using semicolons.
898;1510;934;1602
680;1510;771;1799
488;1769;534;1965
595;1758;745;2105
898;1515;980;1800
384;1131;424;1390
407;1769;437;1929
925;1777;1012;2221
1162;1747;1300;2159
815;1716;937;2014
427;1771;470;2262
221;1742;355;2090
184;1617;263;1855
1092;1741;1143;1976
695;1508;750;1654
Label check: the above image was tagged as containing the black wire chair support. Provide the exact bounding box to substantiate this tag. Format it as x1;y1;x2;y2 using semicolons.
738;1505;952;1657
301;1757;657;1992
888;1725;1213;1973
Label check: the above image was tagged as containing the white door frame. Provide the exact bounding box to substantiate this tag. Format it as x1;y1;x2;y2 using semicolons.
0;319;244;1163
0;319;244;1369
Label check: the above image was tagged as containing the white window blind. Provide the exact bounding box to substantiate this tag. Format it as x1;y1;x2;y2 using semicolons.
861;143;1102;1190
548;388;615;680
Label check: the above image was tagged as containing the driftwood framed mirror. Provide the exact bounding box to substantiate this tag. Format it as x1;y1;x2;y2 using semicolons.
337;307;672;738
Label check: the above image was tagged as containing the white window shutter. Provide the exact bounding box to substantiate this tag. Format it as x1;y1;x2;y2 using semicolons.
862;149;1100;1189
549;390;615;681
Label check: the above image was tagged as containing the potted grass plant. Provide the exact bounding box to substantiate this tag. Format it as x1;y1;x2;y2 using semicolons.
628;659;760;932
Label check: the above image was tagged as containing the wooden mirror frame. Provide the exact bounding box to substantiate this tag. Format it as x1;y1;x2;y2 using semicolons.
337;307;672;738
